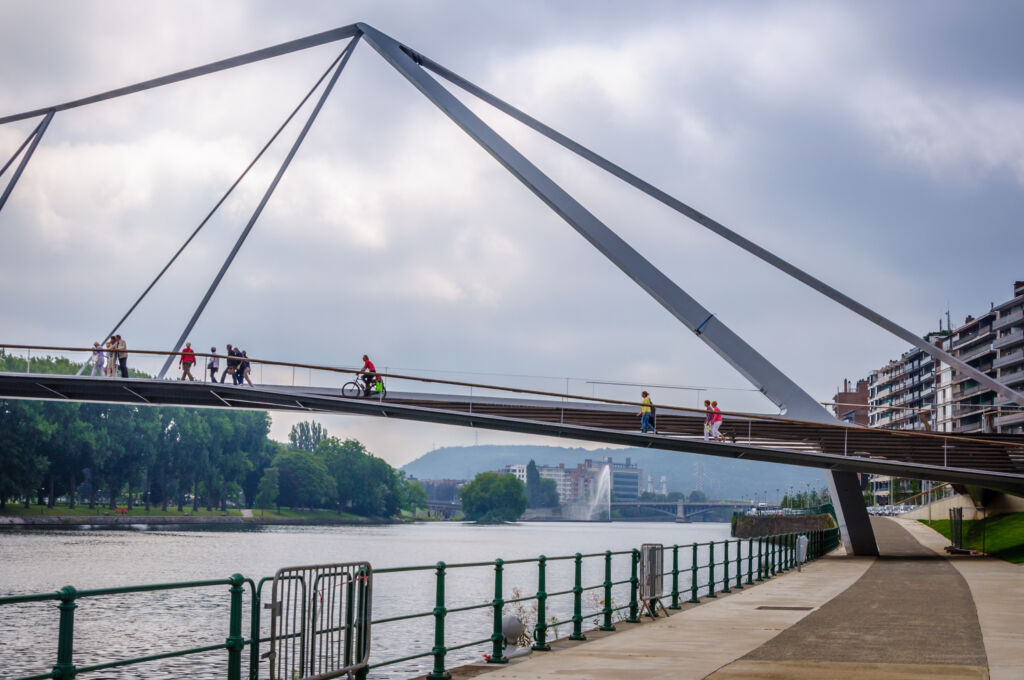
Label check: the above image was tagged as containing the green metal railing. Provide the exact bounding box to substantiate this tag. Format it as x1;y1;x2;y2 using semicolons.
0;528;839;680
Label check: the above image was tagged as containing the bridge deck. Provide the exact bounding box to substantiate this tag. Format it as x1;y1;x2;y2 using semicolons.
2;372;1023;492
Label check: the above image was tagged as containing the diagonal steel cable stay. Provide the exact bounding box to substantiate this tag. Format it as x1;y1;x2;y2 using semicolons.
403;47;1024;410
156;36;361;379
0;25;362;125
0;119;45;179
0;109;53;213
76;49;349;375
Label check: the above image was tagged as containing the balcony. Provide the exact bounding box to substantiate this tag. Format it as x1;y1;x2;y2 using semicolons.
993;348;1024;370
995;410;1024;429
992;329;1024;350
956;382;993;399
951;328;993;350
960;343;995;362
993;307;1024;331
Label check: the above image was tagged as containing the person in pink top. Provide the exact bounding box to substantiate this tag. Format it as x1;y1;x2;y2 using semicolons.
711;400;724;441
703;399;713;441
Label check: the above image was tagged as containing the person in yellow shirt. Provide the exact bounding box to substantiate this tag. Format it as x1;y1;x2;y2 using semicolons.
638;390;656;433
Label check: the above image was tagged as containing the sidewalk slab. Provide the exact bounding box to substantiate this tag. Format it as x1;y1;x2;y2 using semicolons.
473;555;874;680
897;518;1024;680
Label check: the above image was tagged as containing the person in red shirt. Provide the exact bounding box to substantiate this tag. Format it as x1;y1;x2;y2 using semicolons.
179;342;197;381
358;354;377;396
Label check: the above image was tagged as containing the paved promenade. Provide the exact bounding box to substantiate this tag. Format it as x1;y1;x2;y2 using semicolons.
457;517;1022;680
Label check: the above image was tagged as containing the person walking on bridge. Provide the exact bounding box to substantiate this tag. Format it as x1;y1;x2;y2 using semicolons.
703;399;713;441
179;342;196;381
115;335;128;378
207;347;219;382
104;337;115;376
359;354;377;396
219;344;236;383
639;391;656;434
89;342;105;377
711;400;724;441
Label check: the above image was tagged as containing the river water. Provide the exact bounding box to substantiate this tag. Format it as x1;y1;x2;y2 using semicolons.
0;521;733;679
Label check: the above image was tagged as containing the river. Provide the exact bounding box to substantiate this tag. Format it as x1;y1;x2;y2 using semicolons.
0;521;734;679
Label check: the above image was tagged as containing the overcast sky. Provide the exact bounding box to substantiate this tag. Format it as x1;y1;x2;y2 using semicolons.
2;1;1022;466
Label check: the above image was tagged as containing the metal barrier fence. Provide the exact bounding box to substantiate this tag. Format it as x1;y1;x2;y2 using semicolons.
0;528;839;680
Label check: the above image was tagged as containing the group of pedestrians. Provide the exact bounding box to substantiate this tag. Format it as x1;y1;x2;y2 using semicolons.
180;343;253;386
637;391;726;441
89;335;128;378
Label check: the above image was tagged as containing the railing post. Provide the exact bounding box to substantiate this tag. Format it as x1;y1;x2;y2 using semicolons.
734;540;744;589
757;539;764;581
570;553;586;640
226;574;245;680
746;538;754;585
250;581;263;680
489;559;508;663
600;551;616;630
771;536;777;576
707;542;717;598
627;549;640;623
428;562;450;680
722;541;731;593
669;545;681;609
533;555;551;649
52;585;77;680
689;543;699;603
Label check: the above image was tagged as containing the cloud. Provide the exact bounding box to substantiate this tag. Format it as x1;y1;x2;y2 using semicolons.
2;1;1023;465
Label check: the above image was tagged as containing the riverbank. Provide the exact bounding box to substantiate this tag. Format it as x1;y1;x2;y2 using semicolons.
0;505;403;528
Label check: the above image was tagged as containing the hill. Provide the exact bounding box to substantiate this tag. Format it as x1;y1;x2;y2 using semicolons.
401;444;828;500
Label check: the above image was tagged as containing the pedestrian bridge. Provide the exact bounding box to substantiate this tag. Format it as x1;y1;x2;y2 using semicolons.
2;346;1022;495
5;20;1024;556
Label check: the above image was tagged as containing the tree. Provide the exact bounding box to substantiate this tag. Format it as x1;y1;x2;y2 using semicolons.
688;490;708;503
459;472;527;522
399;475;428;512
255;467;280;514
272;449;335;508
525;460;559;508
289;421;328;452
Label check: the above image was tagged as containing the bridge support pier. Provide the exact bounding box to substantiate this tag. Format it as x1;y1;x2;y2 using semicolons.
826;470;877;556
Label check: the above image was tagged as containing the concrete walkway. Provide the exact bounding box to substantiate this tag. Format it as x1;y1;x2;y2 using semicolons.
460;518;1022;680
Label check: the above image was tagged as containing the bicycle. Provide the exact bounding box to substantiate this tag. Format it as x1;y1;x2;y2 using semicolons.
342;373;386;399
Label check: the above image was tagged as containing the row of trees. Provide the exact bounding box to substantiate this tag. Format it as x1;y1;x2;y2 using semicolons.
0;398;271;512
0;354;424;517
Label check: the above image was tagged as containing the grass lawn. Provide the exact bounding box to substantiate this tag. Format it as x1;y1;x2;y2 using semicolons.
921;512;1024;564
1;503;241;517
255;507;364;521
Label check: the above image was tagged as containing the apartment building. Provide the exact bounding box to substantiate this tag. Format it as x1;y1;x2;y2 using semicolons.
992;281;1024;433
831;378;869;425
866;333;942;432
567;457;642;503
501;462;574;502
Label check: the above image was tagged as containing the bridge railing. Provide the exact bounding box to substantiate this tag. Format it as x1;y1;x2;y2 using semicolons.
6;343;1023;479
0;528;838;680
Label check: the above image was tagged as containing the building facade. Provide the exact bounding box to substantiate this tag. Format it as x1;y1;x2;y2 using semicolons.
567;457;642;503
992;281;1024;433
831;378;869;425
501;463;574;503
866;333;942;432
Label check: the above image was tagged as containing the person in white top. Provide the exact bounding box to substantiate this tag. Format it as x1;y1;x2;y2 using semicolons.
207;347;220;382
89;342;106;376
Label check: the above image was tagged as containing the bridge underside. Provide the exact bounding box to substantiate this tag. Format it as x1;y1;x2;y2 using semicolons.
3;372;1023;494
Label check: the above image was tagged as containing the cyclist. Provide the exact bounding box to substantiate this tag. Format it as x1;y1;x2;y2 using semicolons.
358;354;378;396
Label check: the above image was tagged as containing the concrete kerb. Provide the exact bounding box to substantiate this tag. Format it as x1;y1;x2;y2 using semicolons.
427;548;873;680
